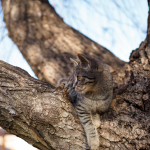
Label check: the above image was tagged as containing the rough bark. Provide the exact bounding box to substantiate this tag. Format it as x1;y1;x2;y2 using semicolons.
1;0;150;150
0;60;85;150
1;47;150;150
1;0;125;86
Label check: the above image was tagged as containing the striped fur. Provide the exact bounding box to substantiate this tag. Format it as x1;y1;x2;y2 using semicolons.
57;54;113;149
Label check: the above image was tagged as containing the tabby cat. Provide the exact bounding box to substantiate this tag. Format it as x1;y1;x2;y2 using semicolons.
56;54;113;149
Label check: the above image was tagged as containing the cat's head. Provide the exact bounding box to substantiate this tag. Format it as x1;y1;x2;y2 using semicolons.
70;54;104;94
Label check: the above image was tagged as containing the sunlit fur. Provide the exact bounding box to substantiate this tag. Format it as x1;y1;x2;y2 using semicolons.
57;54;113;149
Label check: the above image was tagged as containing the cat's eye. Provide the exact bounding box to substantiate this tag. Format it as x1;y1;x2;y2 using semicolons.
77;76;81;81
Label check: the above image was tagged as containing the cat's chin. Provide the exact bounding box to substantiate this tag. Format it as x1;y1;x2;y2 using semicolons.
75;87;86;94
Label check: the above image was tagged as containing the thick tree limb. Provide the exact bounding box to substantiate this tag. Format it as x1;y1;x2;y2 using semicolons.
1;47;150;149
1;0;125;86
0;60;85;150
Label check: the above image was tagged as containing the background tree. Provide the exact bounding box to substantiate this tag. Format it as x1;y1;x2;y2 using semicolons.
0;0;150;149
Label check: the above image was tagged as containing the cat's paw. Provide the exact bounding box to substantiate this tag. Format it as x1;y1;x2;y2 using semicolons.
88;135;99;150
62;83;74;97
90;138;99;150
52;83;65;93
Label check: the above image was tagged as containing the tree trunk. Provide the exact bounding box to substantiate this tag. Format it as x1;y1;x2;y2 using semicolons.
1;0;150;150
1;0;125;86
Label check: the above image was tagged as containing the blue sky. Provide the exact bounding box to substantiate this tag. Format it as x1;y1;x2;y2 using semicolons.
49;0;148;61
0;0;149;77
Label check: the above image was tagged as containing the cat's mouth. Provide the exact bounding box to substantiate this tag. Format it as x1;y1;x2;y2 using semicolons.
75;87;86;93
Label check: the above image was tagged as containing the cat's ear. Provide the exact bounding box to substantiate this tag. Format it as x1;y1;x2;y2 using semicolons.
77;54;90;69
70;58;79;66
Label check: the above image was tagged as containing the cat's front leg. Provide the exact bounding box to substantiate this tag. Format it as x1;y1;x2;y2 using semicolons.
53;77;72;94
62;83;77;103
76;106;99;150
85;123;99;150
52;78;67;93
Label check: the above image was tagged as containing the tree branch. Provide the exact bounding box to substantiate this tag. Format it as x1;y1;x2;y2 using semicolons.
1;52;150;149
0;60;85;150
1;0;125;86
